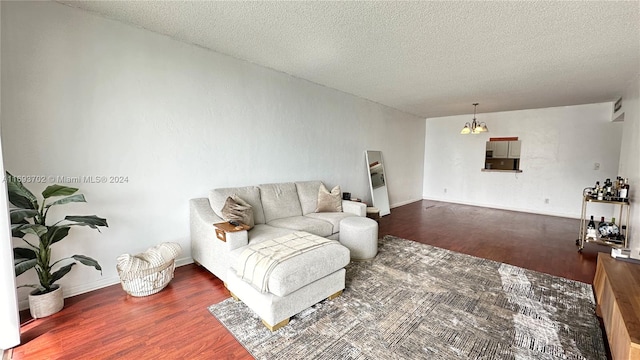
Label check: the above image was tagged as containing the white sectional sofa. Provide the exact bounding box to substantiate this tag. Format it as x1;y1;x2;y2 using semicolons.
190;180;366;283
190;181;369;330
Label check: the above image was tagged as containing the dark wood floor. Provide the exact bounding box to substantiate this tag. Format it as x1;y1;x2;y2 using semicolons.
10;200;609;359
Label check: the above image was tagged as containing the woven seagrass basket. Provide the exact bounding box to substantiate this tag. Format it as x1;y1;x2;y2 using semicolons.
116;259;176;297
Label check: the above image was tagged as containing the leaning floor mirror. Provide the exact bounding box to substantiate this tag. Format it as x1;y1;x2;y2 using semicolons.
365;150;391;216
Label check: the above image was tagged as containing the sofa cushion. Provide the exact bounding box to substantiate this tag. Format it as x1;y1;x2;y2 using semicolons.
221;195;255;229
209;186;265;224
295;181;322;215
305;212;356;234
267;216;333;237
259;183;303;222
229;239;349;297
315;184;342;212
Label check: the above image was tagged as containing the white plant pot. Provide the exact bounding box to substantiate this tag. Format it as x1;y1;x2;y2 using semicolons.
29;285;64;319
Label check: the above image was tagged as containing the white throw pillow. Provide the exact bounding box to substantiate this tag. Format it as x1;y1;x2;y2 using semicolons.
315;184;342;213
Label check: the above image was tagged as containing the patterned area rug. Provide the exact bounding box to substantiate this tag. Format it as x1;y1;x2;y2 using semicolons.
209;235;606;359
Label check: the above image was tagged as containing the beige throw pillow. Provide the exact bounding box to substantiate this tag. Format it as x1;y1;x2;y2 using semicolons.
221;195;254;229
315;184;342;213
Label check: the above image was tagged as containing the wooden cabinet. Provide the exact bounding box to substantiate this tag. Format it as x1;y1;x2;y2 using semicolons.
484;138;522;172
486;140;520;158
491;141;509;158
507;140;521;158
593;253;640;360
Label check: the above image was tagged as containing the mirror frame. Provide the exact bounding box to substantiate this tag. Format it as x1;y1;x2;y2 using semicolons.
365;150;391;216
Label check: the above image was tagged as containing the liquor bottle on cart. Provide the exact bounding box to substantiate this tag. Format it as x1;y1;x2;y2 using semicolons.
619;178;630;201
605;178;613;200
586;215;597;240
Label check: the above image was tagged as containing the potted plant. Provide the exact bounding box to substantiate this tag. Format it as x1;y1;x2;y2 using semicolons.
7;172;108;318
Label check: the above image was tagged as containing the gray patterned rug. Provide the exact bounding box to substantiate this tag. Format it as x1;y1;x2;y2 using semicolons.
209;235;606;359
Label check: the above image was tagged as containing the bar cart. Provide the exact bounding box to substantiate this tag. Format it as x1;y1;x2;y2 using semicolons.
576;193;631;252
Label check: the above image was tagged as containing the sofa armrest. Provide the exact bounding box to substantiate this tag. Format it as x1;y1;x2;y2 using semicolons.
190;198;249;282
191;198;249;249
191;197;223;225
342;200;366;217
225;230;249;251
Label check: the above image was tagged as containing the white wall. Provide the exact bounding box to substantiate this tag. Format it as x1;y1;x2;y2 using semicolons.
423;103;623;218
0;2;21;349
0;2;425;306
618;74;640;250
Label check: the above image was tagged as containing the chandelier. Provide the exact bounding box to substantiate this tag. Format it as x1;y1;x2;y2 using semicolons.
460;103;488;135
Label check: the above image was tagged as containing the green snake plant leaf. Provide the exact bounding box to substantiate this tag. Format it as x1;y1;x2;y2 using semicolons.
50;263;76;285
9;208;39;224
19;224;48;238
13;247;36;261
42;184;78;199
15;258;37;277
64;215;109;231
72;255;102;274
12;223;30;238
48;226;71;245
45;194;86;208
5;172;38;210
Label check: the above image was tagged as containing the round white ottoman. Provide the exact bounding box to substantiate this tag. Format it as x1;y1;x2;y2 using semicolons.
339;216;378;260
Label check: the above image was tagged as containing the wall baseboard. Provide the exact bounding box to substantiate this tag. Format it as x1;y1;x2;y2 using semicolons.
391;198;423;209
176;256;194;267
422;196;580;220
18;256;195;311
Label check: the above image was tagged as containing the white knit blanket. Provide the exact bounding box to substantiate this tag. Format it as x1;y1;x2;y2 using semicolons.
236;232;333;293
117;242;182;273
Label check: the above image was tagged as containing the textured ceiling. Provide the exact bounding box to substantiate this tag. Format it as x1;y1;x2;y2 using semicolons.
58;1;640;118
